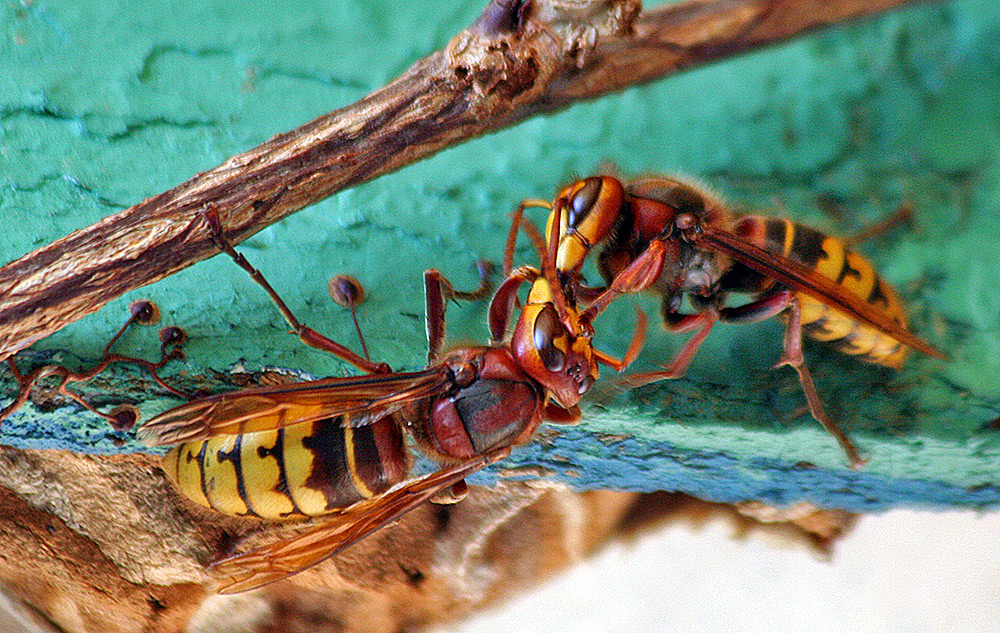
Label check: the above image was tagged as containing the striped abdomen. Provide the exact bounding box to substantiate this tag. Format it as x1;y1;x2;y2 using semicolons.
729;215;909;368
162;416;409;519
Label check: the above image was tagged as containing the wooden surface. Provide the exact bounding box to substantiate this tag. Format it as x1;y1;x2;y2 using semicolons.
1;0;999;630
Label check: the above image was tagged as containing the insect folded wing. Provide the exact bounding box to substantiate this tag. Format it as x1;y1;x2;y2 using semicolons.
138;368;451;446
211;451;505;594
700;228;946;360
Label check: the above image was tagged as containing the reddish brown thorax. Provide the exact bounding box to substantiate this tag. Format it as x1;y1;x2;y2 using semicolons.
427;347;544;459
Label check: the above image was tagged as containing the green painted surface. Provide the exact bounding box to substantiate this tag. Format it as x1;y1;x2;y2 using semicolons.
2;0;999;509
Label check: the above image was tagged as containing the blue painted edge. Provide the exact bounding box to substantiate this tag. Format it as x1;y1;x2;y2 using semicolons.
470;430;1000;513
4;354;999;513
4;405;998;513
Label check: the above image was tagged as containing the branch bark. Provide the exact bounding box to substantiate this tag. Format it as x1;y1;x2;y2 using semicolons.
0;0;924;360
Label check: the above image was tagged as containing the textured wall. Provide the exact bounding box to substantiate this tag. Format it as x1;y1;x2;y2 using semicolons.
2;0;999;510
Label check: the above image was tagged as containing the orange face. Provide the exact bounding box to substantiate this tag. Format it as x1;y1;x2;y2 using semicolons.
550;176;626;275
510;299;598;409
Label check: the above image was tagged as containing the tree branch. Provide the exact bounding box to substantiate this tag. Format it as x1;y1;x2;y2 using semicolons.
0;0;924;360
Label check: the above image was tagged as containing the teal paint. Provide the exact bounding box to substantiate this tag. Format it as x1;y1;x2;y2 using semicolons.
2;0;1000;509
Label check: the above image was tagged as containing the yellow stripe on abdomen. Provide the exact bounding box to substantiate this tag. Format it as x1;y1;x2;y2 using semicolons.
798;235;909;369
282;422;333;516
344;426;375;499
163;443;211;510
200;435;251;516
238;429;299;519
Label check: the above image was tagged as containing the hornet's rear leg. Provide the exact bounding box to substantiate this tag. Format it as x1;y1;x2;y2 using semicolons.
423;262;494;366
201;209;390;375
628;287;865;468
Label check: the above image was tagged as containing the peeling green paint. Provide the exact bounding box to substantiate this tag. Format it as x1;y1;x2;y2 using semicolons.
2;0;1000;509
